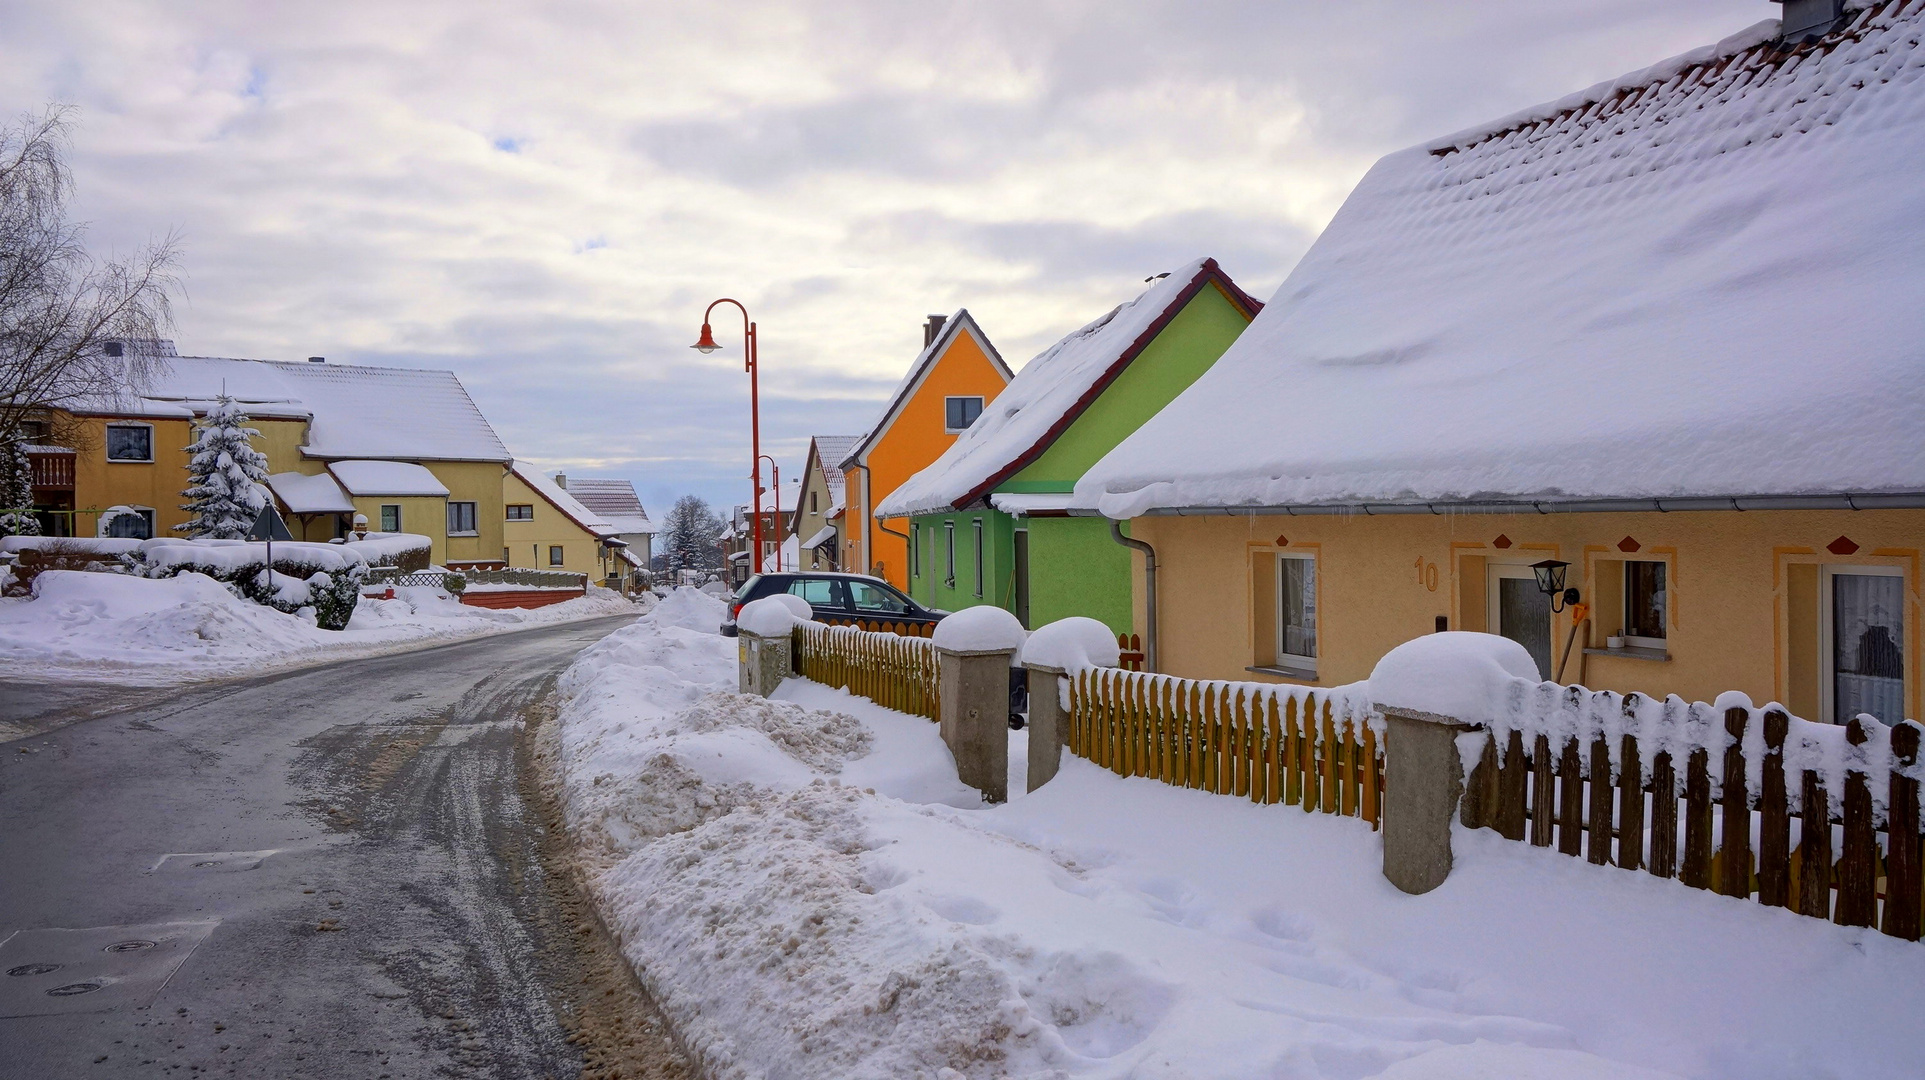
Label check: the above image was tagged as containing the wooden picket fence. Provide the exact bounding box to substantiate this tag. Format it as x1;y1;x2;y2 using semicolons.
1117;633;1146;671
1066;668;1383;827
792;621;940;722
1464;686;1924;940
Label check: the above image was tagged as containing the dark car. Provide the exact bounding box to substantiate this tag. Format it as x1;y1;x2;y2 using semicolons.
722;572;1027;726
721;572;946;636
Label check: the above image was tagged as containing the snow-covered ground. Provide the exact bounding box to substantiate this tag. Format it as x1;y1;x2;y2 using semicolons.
550;592;1925;1080
0;568;642;686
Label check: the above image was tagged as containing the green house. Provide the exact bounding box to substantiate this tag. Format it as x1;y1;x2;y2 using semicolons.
877;258;1260;632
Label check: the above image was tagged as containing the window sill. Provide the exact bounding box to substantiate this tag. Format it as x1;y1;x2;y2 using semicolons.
1247;664;1320;682
1583;645;1671;662
106;458;154;464
448;531;480;538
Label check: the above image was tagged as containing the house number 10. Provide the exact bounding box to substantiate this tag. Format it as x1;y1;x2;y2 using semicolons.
1413;557;1438;592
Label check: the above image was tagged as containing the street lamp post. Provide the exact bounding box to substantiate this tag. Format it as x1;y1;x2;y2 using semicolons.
693;300;763;566
757;455;782;572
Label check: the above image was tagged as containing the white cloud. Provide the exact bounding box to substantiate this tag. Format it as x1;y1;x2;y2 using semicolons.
3;0;1767;512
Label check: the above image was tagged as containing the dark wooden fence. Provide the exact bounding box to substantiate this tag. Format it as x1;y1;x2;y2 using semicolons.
1461;686;1922;940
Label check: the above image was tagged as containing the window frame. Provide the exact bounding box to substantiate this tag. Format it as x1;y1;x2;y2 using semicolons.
943;396;984;434
549;544;565;567
943;520;956;588
506;503;535;521
104;422;154;463
1620;559;1669;651
1274;551;1319;676
380;504;401;533
1819;563;1906;725
447;501;478;536
910;522;920;580
972;518;985;598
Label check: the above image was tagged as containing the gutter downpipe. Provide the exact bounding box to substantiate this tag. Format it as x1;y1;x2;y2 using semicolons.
1108;518;1157;673
875;514;912;589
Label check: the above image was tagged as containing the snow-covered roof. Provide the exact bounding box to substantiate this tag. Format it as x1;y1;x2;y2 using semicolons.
810;435;860;500
512;463;618;539
840;312;1012;470
567;478;656;533
1082;3;1925;518
328;460;450;497
879;260;1258;518
987;492;1093;516
267;471;356;514
801;525;836;549
63;352;511;463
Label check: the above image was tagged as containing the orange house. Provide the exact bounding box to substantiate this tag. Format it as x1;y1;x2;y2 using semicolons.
840;312;1011;588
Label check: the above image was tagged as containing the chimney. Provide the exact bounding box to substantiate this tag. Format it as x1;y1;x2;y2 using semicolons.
554;472;567;489
308;356;326;363
922;314;947;347
1776;0;1843;41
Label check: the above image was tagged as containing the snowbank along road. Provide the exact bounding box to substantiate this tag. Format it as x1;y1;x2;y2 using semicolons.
0;614;692;1080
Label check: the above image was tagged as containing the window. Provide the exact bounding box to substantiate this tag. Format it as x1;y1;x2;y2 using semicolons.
944;396;984;432
1277;553;1318;673
20;419;47;441
972;518;984;597
943;520;956;587
850;580;909;614
549;545;565;566
447;501;477;535
105;424;152;462
380;504;401;533
507;504;534;521
810;491;818;513
1824;566;1905;725
1623;561;1667;648
102;506;154;539
787;578;839;606
910;522;920;579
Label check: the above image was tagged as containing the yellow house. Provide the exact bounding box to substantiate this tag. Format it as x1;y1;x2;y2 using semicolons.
841;313;1012;587
1075;8;1925;727
503;462;639;585
793;435;858;571
29;346;514;568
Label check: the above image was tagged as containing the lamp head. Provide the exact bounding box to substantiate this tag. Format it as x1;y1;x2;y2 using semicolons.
691;323;721;354
1531;558;1580;613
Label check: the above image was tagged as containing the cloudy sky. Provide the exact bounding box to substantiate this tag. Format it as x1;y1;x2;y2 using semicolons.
6;0;1768;514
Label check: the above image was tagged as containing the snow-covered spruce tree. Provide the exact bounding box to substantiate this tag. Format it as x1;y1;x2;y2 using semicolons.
0;435;39;537
175;395;270;538
660;494;723;574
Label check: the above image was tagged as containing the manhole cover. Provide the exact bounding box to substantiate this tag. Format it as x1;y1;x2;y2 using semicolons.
46;983;102;997
7;964;61;977
102;940;155;954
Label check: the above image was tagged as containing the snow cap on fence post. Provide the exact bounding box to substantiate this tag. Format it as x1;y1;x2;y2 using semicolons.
933;605;1025;804
1370;632;1540;895
1020;617;1119;794
737;596;803;697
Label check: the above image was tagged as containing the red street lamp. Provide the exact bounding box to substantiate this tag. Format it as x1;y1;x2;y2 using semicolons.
693;299;764;567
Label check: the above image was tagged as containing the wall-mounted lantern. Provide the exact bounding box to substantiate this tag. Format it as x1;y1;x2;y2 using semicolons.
1531;559;1580;613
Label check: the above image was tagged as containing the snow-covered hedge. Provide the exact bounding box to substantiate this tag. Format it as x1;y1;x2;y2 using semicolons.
343;532;432;571
130;539;369;631
0;537;145;594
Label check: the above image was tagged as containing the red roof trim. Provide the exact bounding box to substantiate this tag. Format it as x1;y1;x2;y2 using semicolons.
952;258;1260;511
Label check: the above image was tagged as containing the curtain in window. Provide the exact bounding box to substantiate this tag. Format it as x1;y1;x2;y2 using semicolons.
1279;558;1317;659
1834;573;1904;725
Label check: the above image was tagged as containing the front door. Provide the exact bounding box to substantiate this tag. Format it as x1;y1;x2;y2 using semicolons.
1013;529;1030;629
1489;563;1552;680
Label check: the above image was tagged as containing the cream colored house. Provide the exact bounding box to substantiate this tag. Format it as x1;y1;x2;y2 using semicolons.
1076;6;1925;726
504;463;640;588
794;436;858;571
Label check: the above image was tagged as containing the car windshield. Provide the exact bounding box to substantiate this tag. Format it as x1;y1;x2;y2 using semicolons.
734;575;763;601
849;580;909;614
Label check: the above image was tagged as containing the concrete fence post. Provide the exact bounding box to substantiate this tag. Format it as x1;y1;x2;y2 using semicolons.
937;644;1016;804
1023;663;1068;793
1379;706;1476;895
737;628;792;698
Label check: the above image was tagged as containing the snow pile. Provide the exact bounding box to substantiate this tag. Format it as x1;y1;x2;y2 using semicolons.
1370;631;1540;723
878;260;1254;518
738;594;805;637
931;604;1026;654
555;628;1925;1079
0;569;636;685
1081;3;1925;516
1020;617;1119;671
644;585;730;633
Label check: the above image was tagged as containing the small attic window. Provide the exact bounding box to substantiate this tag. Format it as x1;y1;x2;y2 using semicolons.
102;340;125;357
945;396;984;432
